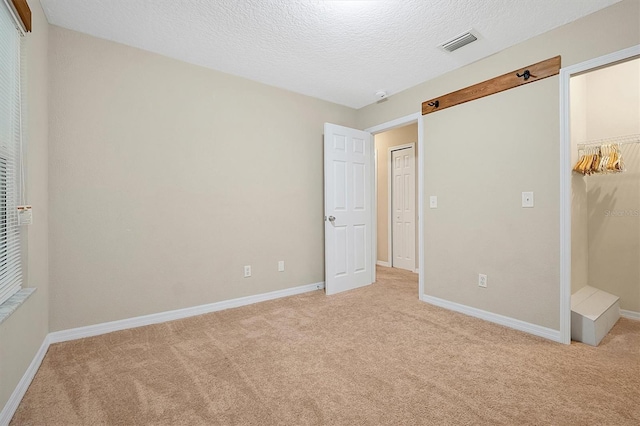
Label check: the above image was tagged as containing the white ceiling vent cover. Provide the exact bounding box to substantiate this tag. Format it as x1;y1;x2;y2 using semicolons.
440;31;478;52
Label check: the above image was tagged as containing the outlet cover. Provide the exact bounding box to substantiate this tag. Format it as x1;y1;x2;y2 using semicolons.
478;274;487;288
244;265;251;278
278;261;285;272
522;192;534;208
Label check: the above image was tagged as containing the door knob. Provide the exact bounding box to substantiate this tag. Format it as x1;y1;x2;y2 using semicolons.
328;216;336;222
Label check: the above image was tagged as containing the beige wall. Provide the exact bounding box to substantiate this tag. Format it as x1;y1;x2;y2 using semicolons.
589;143;640;312
356;0;640;331
0;0;49;410
423;79;560;328
571;59;640;312
582;59;640;140
48;26;357;331
374;123;418;266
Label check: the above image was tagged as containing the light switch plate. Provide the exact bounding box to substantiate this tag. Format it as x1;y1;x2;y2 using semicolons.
430;196;438;209
522;192;534;208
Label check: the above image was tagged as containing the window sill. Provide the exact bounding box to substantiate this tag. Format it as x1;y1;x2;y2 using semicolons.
0;288;36;325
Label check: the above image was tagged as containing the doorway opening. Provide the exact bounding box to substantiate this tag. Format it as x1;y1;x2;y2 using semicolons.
323;114;423;297
365;113;425;299
374;125;418;273
560;44;640;344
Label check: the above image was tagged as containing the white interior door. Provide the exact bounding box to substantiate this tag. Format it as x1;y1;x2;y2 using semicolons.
392;147;415;271
324;123;374;295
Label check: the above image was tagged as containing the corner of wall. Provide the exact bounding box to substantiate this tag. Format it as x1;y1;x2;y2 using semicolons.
0;0;50;414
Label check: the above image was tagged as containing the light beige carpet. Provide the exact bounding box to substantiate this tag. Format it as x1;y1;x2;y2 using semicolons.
11;266;640;425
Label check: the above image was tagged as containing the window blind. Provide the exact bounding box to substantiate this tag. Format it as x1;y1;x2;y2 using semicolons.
0;1;23;306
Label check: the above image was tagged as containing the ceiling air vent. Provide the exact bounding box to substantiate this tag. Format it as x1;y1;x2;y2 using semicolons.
440;31;478;52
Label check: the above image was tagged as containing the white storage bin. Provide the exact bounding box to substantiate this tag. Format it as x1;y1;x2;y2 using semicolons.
571;286;620;346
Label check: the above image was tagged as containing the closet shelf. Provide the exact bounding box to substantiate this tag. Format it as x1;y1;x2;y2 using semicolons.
577;133;640;149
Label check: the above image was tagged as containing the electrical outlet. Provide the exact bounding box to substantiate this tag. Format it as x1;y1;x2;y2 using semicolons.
278;261;285;272
478;274;487;288
244;265;251;278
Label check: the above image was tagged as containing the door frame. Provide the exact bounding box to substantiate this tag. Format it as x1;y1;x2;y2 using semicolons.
388;143;417;272
559;44;640;344
366;113;425;299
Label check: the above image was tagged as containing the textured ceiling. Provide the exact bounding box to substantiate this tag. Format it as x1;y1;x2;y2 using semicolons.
40;0;620;109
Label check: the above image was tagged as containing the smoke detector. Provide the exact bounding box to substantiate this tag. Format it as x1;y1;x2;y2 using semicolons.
440;30;478;53
375;90;388;99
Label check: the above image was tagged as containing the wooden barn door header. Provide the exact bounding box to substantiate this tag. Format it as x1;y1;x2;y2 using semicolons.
422;56;561;115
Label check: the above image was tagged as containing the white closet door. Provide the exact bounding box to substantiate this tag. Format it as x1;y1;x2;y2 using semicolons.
392;147;415;271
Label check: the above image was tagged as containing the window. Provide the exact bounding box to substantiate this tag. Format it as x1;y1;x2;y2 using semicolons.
0;0;23;306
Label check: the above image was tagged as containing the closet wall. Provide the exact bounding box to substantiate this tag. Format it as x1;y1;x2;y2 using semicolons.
571;58;640;313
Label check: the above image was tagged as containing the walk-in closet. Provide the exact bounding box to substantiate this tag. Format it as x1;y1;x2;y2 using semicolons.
570;57;640;345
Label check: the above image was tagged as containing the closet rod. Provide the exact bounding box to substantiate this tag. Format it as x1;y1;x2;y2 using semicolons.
577;134;640;149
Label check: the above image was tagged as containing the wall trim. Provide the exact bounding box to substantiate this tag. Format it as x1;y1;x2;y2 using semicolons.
374;262;418;274
49;281;325;344
421;294;562;343
0;335;50;426
417;118;424;299
559;44;640;345
365;113;420;135
621;309;640;321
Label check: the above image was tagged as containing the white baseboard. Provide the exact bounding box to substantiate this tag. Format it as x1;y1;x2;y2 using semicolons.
375;261;419;274
420;294;562;343
620;309;640;321
49;281;325;344
0;335;51;426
